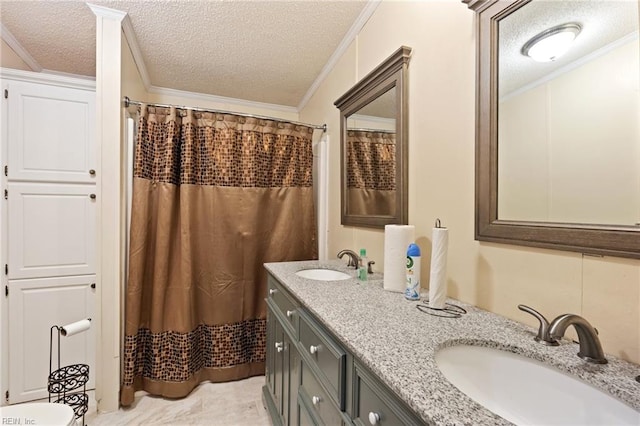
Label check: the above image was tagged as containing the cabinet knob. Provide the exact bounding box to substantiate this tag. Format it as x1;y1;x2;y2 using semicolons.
368;412;381;425
89;194;96;200
269;288;277;295
309;345;319;355
89;169;96;176
286;310;295;318
312;396;321;406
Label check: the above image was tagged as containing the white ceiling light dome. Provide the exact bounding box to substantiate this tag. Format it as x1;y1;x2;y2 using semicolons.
521;23;582;62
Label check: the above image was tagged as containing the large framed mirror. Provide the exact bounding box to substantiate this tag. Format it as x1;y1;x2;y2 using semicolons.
467;0;640;258
334;46;411;228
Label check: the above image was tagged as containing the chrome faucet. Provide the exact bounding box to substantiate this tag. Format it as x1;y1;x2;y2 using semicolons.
337;249;360;269
518;305;558;346
549;314;608;364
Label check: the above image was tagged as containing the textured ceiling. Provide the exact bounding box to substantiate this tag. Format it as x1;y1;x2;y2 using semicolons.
0;0;368;107
0;1;97;76
499;0;638;98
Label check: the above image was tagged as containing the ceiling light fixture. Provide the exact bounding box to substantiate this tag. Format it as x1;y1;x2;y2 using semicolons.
521;23;582;62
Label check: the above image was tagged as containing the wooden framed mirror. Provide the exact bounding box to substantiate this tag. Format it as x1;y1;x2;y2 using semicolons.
466;0;640;258
334;46;411;228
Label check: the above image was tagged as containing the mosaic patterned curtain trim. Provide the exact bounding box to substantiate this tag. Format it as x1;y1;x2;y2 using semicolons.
347;130;396;190
134;105;313;188
123;319;266;384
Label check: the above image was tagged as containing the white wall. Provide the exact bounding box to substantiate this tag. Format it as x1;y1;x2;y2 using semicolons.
299;0;640;364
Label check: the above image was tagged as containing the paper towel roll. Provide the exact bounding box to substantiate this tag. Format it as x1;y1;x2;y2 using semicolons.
383;225;415;292
60;319;91;337
429;227;449;309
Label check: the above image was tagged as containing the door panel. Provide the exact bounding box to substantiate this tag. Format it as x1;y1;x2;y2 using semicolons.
8;275;96;403
7;81;96;183
8;183;96;279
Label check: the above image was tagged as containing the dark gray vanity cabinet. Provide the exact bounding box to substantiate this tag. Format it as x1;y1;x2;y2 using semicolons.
263;273;425;426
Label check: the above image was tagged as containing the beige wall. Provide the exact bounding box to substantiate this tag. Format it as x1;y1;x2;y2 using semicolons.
0;39;32;71
299;0;640;364
121;34;148;104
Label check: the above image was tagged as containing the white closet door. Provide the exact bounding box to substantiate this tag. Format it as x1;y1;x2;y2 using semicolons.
7;81;96;183
8;183;96;279
8;275;96;404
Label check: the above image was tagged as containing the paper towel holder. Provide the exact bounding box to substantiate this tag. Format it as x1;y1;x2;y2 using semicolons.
435;218;446;228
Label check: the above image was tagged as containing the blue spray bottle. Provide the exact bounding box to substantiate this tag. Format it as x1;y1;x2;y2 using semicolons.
405;243;421;300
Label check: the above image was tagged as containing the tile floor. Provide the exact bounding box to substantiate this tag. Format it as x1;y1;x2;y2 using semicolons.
84;376;271;426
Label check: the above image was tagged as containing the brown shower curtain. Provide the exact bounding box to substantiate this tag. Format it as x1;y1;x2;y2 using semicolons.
347;130;396;216
121;105;317;406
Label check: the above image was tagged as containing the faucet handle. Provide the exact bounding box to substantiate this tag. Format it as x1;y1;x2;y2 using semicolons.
518;304;559;346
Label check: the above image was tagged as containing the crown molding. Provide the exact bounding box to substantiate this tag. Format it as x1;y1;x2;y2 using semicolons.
0;67;96;90
121;15;151;91
86;3;127;21
349;114;396;125
0;23;42;72
297;0;382;112
147;85;298;115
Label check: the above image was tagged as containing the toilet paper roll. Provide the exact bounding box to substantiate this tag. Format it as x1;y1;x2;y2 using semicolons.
429;227;449;309
383;225;415;292
60;319;92;337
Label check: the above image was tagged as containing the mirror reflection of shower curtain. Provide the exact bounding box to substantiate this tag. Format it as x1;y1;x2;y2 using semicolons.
347;130;396;216
120;105;317;406
313;134;329;261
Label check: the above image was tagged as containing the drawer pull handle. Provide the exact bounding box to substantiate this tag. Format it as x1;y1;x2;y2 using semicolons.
286;310;295;318
309;345;319;355
368;412;381;425
275;342;284;353
312;396;321;406
269;288;277;295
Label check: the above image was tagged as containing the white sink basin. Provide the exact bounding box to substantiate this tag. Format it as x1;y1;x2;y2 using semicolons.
295;268;351;281
436;345;640;426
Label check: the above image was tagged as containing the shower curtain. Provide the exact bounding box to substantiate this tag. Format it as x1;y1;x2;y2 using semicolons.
347;130;396;215
121;105;317;406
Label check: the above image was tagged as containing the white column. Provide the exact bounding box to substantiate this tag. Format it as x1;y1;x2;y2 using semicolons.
88;3;126;413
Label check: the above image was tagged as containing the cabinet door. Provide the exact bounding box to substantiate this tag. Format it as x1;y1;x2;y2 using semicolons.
273;316;285;416
266;308;276;396
7;81;96;183
298;396;316;426
288;334;300;426
8;275;96;403
8;183;96;279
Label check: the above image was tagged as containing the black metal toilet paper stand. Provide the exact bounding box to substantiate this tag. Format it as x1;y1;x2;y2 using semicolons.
49;324;90;426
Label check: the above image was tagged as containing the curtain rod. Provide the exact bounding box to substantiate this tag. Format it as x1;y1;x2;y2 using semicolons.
123;96;327;132
348;127;396;134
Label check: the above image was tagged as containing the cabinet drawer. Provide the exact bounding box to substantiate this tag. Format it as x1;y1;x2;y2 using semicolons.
353;362;423;426
268;276;299;336
300;361;343;426
299;311;346;410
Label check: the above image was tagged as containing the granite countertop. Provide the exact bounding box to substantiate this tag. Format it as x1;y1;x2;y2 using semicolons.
264;260;640;425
